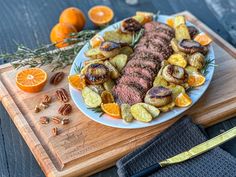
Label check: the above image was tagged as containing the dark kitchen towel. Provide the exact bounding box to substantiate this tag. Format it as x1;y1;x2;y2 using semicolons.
116;117;236;177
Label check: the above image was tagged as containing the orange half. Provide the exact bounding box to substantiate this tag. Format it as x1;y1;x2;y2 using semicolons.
68;74;86;90
88;5;114;26
166;18;174;28
175;93;192;107
194;33;212;46
16;68;47;93
101;103;121;118
188;74;206;87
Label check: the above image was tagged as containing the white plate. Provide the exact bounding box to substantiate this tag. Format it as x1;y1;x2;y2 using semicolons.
69;15;215;129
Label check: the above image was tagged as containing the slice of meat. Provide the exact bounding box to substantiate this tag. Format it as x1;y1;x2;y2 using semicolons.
112;84;144;105
144;21;174;34
118;73;152;91
123;66;156;79
126;59;160;72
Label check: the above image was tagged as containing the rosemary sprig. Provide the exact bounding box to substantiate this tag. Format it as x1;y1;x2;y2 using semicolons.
0;30;98;71
201;57;217;76
74;62;84;74
87;107;104;117
153;11;160;22
131;28;144;48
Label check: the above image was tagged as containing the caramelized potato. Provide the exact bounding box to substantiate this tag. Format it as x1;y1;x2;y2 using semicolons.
167;53;187;68
82;87;102;108
175;24;191;41
110;54;128;72
101;90;115;104
137;103;160;118
159;102;175;112
104;60;120;79
84;48;106;59
153;75;168;87
131;104;152;122
103;31;133;44
174;15;186;28
103;79;115;91
120;46;134;57
121;104;133;122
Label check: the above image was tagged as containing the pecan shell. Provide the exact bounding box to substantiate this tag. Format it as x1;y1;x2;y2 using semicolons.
39;116;49;124
56;88;69;103
50;72;65;85
42;95;52;104
52;127;58;136
58;104;72;116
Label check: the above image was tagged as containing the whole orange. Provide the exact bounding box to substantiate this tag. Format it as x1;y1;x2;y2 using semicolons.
59;7;86;31
50;23;77;48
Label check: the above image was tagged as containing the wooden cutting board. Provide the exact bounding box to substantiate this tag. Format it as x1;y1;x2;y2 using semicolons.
0;11;236;177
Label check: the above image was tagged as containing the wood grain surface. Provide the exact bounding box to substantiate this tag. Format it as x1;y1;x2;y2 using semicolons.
0;1;236;177
0;11;236;177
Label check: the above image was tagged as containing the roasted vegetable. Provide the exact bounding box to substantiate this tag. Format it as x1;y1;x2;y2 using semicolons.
170;38;180;52
103;79;115;91
132;15;145;25
121;18;142;33
159;102;175;112
82;87;102;108
144;86;172;107
85;63;109;85
136;11;153;24
120;46;134;57
167;53;187;68
168;84;186;99
84;59;104;66
103;31;133;44
121;104;133;122
84;48;106;59
174;15;186;28
88;84;105;95
162;65;188;84
100;41;121;58
101;90;115;104
137;103;160;118
188;52;205;69
188;26;199;39
104;60;120;79
109;54;128;72
153;75;168;87
175;24;191;41
185;66;199;75
131;104;152;122
178;39;208;55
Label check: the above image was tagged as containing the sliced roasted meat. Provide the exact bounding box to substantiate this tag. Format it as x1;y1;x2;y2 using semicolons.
144;21;174;34
112;84;144;105
123;66;156;79
125;59;160;72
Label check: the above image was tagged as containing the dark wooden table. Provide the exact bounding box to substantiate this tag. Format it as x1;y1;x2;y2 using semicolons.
0;0;235;177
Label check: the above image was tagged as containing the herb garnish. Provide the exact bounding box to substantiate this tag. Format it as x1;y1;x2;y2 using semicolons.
87;107;104;117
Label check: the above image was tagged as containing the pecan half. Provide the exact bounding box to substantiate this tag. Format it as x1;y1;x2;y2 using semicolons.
52;116;61;124
39;116;49;124
56;88;69;103
50;72;65;85
40;102;49;109
52;127;58;136
34;105;41;113
42;95;52;104
58;104;72;116
61;117;70;125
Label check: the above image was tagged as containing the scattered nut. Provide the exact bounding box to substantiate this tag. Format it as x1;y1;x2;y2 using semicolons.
56;88;69;103
42;95;52;104
40;102;49;109
39;116;49;124
58;104;72;116
52;116;61;124
50;72;65;85
52;127;58;136
61;118;70;125
34;105;41;113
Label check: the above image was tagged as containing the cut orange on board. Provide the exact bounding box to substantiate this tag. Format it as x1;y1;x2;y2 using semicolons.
88;5;114;26
90;34;104;48
101;103;121;118
68;74;86;90
166;18;174;28
175;93;192;107
16;68;47;93
188;74;206;87
194;33;212;46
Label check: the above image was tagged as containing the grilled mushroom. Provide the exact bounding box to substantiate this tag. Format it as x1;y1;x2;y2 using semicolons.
188;52;205;70
187;26;199;39
100;41;121;58
121;18;142;33
145;86;172;107
162;65;188;84
178;39;208;55
85;63;109;85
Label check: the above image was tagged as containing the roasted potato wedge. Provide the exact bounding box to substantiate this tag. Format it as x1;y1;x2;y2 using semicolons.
131;104;152;122
120;46;134;57
170;38;180;52
82;87;102;108
103;79;115;91
159;102;175;112
84;59;104;66
174;15;186;28
185;66;199;75
168;84;186;99
104;60;120;79
188;52;205;70
103;31;133;44
167;53;187;68
110;54;128;72
175;24;191;41
153;75;168;87
137;103;160;118
101;90;115;104
88;84;105;95
121;104;133;122
132;15;145;24
84;48;106;59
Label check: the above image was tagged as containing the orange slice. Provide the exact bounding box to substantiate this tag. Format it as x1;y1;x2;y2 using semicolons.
90;34;104;48
136;11;153;24
194;33;212;46
188;74;206;87
166;18;174;28
68;74;86;90
175;93;192;107
88;6;114;26
101;103;121;118
16;68;47;93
